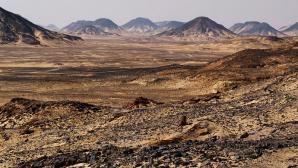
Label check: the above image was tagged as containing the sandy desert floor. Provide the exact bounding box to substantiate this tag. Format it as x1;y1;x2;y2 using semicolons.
0;37;294;107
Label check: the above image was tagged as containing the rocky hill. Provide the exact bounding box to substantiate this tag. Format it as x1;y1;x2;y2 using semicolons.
62;18;121;36
72;25;117;37
122;17;158;35
92;18;122;34
230;21;286;37
158;17;237;40
282;22;298;36
0;7;81;45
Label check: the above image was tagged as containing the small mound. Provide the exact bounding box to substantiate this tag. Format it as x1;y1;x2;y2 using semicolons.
4;98;100;114
0;98;101;129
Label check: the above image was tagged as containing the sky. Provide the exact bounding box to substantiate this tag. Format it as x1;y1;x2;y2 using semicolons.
0;0;297;29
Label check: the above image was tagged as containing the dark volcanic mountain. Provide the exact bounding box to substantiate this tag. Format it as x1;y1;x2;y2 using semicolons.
0;7;81;45
156;21;185;32
158;17;236;40
122;17;158;34
62;18;121;35
230;21;286;37
93;18;121;32
282;22;298;36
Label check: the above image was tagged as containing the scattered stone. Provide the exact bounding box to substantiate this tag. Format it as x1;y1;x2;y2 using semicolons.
186;93;221;104
174;151;183;157
240;132;249;139
1;132;10;141
179;116;188;126
20;127;34;135
229;153;240;160
124;97;163;109
123;148;134;155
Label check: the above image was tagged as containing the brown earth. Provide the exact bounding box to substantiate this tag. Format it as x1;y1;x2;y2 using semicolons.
0;37;297;167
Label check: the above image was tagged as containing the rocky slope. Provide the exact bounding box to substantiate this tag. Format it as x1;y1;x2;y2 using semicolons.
0;7;81;45
282;22;298;36
230;21;286;37
122;17;158;35
61;18;121;36
158;17;237;40
0;45;297;167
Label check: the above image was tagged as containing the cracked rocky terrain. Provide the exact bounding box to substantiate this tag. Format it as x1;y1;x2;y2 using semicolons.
0;38;297;167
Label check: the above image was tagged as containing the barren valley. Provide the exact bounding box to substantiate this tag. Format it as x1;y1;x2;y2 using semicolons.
0;5;298;168
0;36;297;167
0;37;295;106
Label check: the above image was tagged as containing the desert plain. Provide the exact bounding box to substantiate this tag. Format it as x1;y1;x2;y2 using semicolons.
0;36;297;167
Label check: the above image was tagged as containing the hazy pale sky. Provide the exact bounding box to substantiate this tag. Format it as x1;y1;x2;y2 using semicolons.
0;0;297;29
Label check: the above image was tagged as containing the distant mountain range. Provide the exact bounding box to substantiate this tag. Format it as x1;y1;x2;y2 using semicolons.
0;6;296;43
61;17;298;38
62;18;186;37
229;21;286;37
158;17;237;40
0;7;81;45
